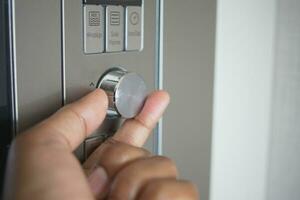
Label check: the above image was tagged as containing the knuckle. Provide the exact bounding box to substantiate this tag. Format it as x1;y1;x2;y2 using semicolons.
140;183;166;199
140;180;199;200
95;139;150;177
99;140;126;162
134;117;152;131
109;157;179;200
153;156;178;176
138;180;172;200
101;138;150;159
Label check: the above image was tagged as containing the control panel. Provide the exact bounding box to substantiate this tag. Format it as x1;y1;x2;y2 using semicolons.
63;0;157;161
83;0;143;54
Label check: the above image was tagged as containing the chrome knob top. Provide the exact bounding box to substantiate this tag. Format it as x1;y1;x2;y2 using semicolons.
97;67;147;119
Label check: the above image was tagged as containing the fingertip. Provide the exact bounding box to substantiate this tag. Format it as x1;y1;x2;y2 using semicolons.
137;90;170;125
87;88;109;109
112;90;170;147
151;90;170;104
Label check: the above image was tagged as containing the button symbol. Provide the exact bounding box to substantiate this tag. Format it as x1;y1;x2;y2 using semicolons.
130;12;139;25
89;82;95;87
89;11;100;26
110;11;121;26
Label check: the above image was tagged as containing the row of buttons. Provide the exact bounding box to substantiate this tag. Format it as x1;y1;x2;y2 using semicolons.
84;5;143;54
84;0;142;6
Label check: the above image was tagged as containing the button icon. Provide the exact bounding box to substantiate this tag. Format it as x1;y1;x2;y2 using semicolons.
130;11;139;25
84;5;104;54
89;11;100;26
126;6;143;51
106;6;124;52
110;11;121;26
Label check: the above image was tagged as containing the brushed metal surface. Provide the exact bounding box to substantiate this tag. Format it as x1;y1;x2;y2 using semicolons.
63;0;157;157
98;68;147;119
14;0;62;132
163;0;216;199
114;72;147;118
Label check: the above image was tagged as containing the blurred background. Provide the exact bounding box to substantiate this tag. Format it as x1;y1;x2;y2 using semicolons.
163;0;300;200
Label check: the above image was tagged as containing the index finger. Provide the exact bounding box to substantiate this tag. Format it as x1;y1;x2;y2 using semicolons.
113;91;170;147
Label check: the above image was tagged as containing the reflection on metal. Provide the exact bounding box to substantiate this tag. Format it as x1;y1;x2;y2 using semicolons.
97;67;147;119
9;0;18;136
154;0;164;155
61;0;66;106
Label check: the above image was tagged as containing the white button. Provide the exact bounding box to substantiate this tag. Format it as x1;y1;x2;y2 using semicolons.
84;5;104;54
126;6;143;51
106;6;124;52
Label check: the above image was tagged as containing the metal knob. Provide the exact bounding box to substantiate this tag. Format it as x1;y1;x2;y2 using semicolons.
97;67;148;119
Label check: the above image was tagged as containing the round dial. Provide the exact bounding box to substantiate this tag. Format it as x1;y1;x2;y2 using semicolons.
97;67;148;119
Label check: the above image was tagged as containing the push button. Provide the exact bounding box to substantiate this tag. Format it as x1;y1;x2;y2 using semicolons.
84;0;142;6
84;5;105;54
106;6;124;52
125;6;143;51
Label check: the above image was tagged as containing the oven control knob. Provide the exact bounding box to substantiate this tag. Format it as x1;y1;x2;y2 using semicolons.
97;67;147;119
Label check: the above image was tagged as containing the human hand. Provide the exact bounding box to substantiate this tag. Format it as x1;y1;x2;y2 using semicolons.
3;89;199;200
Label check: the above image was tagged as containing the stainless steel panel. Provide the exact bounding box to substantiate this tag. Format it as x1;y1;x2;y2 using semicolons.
164;0;216;199
63;0;157;158
14;0;62;132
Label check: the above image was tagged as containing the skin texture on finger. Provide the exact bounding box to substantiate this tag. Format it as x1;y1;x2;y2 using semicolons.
113;91;170;147
84;139;151;177
108;156;178;200
21;89;108;151
83;139;150;199
138;179;199;200
3;89;108;200
87;166;108;199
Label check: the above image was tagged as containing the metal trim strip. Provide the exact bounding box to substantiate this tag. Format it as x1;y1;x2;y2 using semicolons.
154;0;164;155
8;0;18;136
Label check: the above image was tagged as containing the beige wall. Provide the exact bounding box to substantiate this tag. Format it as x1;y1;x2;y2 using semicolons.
163;1;216;199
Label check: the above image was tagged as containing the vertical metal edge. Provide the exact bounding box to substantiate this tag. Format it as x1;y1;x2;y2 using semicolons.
154;0;164;155
61;0;66;106
141;0;144;51
8;0;18;136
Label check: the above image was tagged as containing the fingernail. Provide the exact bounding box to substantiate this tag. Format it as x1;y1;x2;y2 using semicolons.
88;166;108;196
